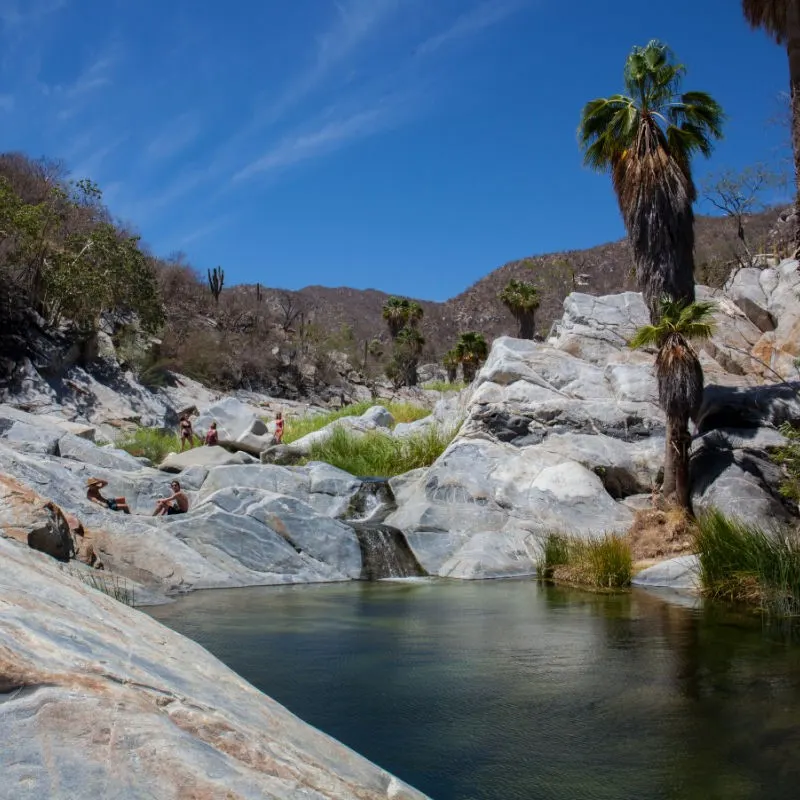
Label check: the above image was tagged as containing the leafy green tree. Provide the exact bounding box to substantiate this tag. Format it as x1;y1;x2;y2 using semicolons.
742;1;800;253
579;40;724;322
455;332;489;383
629;300;715;509
499;279;540;339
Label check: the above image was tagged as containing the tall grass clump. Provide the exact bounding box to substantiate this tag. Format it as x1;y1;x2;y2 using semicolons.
423;380;468;393
66;567;136;606
116;427;177;464
537;533;633;590
282;401;430;444
694;510;800;616
305;423;456;477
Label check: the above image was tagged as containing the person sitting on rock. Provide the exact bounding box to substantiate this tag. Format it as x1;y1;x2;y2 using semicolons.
179;413;194;451
274;412;285;444
86;477;131;514
205;421;218;446
153;480;189;516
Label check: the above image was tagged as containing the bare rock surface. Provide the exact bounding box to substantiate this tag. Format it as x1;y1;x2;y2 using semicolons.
0;537;427;800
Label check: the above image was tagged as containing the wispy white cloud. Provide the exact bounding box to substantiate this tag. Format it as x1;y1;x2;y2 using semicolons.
176;213;234;247
145;113;202;161
416;0;528;58
261;0;401;124
0;0;66;29
63;53;117;98
232;103;395;183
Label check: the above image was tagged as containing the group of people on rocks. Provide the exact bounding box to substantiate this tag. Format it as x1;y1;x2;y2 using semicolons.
178;411;284;452
86;478;189;517
84;409;286;517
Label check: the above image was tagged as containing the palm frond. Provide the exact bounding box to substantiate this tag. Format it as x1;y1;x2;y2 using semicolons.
742;0;788;44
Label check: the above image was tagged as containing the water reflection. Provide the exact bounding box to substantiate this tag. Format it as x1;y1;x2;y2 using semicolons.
149;580;800;800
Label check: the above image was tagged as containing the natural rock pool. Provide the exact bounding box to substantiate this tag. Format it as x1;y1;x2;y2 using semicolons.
148;580;800;800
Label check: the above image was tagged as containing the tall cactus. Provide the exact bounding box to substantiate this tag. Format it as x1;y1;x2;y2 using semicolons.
255;282;263;303
207;266;225;303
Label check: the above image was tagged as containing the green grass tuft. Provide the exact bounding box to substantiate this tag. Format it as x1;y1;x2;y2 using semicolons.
304;423;457;477
116;427;177;464
68;568;136;606
282;401;430;444
538;533;632;590
694;509;800;616
423;381;469;393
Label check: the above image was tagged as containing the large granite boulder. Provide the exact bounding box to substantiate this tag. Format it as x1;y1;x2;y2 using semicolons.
194;397;275;456
0;474;74;560
159;445;259;472
0;537;427;799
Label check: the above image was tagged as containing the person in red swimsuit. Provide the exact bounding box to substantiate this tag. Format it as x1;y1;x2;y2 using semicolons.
274;412;285;444
205;421;218;446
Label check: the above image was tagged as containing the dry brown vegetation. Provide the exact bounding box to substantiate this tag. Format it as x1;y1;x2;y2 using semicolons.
628;507;697;562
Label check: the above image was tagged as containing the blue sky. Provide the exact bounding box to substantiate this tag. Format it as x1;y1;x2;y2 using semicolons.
0;0;791;301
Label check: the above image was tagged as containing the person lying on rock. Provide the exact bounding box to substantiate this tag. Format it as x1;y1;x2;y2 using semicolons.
205;421;218;446
153;480;189;516
86;477;131;514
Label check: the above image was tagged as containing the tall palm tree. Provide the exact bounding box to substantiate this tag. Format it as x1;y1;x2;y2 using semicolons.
382;297;411;339
742;1;800;253
455;332;489;383
579;40;724;322
443;349;459;383
394;326;425;386
629;299;715;509
499;279;540;339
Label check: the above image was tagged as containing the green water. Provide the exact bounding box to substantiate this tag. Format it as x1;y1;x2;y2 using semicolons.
148;580;800;800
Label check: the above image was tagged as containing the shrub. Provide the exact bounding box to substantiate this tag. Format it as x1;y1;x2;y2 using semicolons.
116;427;177;464
772;423;800;504
694;509;800;616
304;423;457;477
537;533;632;590
282;401;430;444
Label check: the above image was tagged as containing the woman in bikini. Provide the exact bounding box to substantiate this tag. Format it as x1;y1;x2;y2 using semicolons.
205;421;219;446
274;412;285;444
179;413;194;451
86;478;131;514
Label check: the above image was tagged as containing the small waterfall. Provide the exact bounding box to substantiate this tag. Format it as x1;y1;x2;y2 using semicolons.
350;523;427;581
347;478;397;525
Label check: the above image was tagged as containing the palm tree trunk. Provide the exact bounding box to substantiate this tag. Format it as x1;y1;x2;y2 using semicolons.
519;314;534;340
662;417;676;499
789;0;800;254
664;414;692;509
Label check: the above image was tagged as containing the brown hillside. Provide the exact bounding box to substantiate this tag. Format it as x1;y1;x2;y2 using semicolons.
246;209;781;360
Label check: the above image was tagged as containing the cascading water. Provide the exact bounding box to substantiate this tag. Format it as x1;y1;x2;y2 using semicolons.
350;523;427;581
345;478;427;580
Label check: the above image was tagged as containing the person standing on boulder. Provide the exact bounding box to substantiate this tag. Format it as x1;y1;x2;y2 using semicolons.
205;421;218;446
86;478;131;514
179;413;194;451
274;412;285;444
153;480;189;516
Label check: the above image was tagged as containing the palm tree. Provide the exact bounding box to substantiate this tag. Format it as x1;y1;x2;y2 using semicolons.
579;40;724;322
394;326;425;386
629;299;715;509
382;297;411;339
742;1;800;253
455;332;489;383
443;349;459;383
406;301;423;329
499;279;540;339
